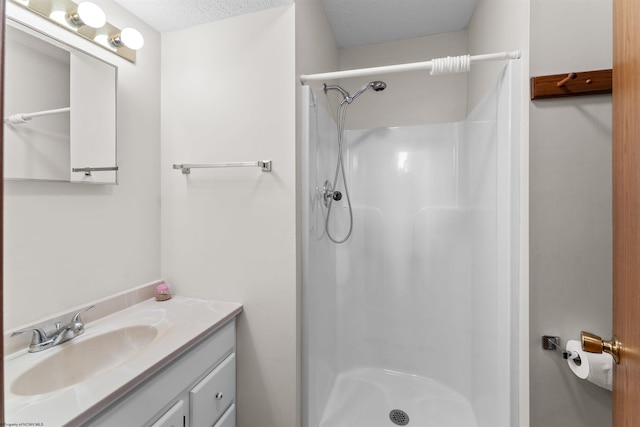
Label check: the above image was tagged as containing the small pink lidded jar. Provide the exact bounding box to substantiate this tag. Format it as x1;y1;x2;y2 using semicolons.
155;282;171;301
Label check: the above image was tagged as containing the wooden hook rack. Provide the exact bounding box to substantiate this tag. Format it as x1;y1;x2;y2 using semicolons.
530;69;612;100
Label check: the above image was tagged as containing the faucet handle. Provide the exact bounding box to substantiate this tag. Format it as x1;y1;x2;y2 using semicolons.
11;328;49;346
71;305;96;324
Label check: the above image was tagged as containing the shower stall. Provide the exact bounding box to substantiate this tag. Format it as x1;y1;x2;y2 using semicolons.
301;62;521;427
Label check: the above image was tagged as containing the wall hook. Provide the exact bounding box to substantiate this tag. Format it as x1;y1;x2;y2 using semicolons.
530;69;611;99
556;73;577;87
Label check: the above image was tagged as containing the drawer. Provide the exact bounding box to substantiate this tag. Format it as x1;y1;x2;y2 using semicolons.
213;404;235;427
190;353;235;426
151;400;185;427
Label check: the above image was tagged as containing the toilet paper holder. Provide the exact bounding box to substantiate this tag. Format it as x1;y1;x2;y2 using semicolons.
542;335;582;364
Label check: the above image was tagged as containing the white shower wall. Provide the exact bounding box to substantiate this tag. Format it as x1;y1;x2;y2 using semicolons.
303;63;520;427
334;122;472;391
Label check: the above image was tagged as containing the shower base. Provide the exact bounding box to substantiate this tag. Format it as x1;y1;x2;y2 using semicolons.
318;367;478;427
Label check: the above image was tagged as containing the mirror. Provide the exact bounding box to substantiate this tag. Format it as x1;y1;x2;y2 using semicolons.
4;17;117;184
3;0;149;334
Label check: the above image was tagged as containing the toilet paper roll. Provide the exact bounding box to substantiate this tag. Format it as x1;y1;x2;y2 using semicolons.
566;339;613;391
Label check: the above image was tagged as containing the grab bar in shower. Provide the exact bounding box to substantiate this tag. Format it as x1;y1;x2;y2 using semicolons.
4;107;70;125
173;161;272;174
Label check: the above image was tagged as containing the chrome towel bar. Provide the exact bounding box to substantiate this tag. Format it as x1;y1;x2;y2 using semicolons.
173;161;272;174
72;166;119;176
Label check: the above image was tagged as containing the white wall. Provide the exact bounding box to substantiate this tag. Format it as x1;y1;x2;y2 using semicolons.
295;0;339;79
337;30;468;129
529;1;613;426
4;1;161;330
160;6;297;427
467;0;530;112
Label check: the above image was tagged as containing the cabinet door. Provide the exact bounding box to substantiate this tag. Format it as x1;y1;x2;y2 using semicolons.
151;400;185;427
4;22;70;181
69;51;117;184
213;404;235;427
190;354;235;426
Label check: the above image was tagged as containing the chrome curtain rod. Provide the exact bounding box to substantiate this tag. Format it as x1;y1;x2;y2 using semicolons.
299;50;521;84
173;161;272;175
4;107;70;125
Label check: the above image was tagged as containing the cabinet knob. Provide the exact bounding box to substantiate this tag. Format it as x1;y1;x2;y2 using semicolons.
215;392;224;400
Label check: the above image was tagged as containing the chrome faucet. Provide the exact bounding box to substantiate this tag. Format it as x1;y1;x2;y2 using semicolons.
11;305;96;353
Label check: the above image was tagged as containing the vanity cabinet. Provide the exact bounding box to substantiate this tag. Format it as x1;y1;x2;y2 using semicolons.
151;400;186;427
85;319;236;427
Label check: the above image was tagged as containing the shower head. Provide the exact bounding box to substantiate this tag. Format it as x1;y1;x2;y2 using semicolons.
371;81;387;91
324;81;387;104
350;81;387;102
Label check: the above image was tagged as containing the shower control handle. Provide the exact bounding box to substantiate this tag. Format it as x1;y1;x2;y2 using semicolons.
321;180;342;206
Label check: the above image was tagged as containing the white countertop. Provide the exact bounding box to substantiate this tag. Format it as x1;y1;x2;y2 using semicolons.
5;295;242;426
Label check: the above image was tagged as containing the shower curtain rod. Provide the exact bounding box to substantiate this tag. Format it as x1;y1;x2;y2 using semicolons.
3;107;70;125
299;50;521;84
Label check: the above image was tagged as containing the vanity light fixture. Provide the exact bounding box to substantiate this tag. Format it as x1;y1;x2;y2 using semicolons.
9;0;143;63
109;27;144;50
67;2;106;29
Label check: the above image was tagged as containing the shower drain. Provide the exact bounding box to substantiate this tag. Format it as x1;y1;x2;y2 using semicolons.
389;409;410;426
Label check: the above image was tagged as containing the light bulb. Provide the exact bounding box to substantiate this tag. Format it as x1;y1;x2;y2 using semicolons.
93;34;110;47
49;10;68;26
120;28;144;50
111;27;144;50
69;2;106;29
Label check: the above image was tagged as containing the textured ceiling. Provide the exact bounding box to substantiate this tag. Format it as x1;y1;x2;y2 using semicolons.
322;0;477;48
112;0;478;48
112;0;294;33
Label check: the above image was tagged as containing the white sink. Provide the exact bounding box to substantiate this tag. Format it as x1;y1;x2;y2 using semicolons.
11;325;158;396
5;295;242;426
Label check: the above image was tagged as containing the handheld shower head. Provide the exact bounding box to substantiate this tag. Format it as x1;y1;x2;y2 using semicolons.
322;81;386;244
350;81;387;102
324;81;387;104
371;81;387;91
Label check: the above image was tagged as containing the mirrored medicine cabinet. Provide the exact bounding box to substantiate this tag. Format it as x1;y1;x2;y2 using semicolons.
4;14;118;184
